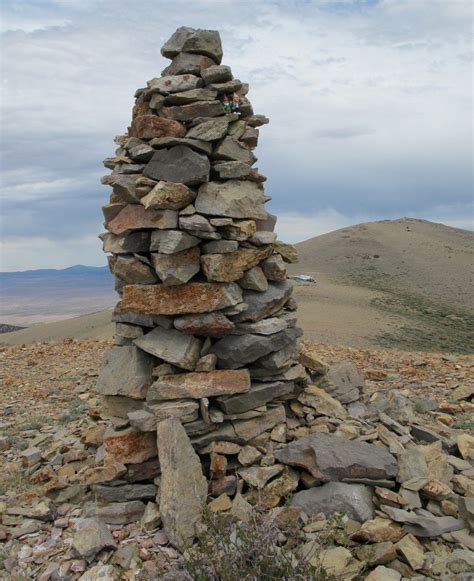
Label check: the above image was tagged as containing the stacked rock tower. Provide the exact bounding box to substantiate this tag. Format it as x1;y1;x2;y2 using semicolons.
97;27;305;505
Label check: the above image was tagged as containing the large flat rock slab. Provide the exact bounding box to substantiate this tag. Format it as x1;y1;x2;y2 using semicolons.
121;282;242;315
147;369;251;400
292;482;375;522
143;146;210;186
195;180;267;220
275;432;397;482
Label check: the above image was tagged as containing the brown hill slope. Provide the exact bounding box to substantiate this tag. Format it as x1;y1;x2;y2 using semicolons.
292;218;473;312
290;218;474;353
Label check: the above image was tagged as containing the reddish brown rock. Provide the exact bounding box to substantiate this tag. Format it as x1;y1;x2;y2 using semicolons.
121;282;242;315
106;204;177;235
173;312;235;336
147;369;251;400
129;115;186;139
104;428;157;465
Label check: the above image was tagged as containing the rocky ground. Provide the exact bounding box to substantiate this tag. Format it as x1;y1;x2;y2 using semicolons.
0;338;473;580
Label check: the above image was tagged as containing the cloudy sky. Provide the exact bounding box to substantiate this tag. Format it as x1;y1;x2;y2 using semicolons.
1;0;472;271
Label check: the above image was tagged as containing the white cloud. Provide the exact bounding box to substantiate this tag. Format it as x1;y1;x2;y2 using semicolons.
0;0;472;270
0;235;103;271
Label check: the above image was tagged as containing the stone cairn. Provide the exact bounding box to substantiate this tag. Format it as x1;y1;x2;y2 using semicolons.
96;26;307;545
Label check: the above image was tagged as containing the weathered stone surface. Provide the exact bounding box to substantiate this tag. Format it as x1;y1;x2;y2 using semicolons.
355;542;397;567
297;386;347;420
219;219;256;241
141;502;161;530
96;346;154;400
234;317;288;336
161;27;223;63
216;381;294;414
179;214;215;232
127;409;157;432
201;65;232;84
350;518;405;543
127;141;155;162
201;241;238;256
212;161;266;182
106;204;177;235
293;482;374;522
146;401;200;423
240;126;259;148
112;256;158;285
73;518;116;562
186;116;231;141
315;361;365;404
381;505;465;537
365;566;401;581
238;266;268;292
149;137;211;157
233;281;293;322
195;180;266;220
157;418;208;550
150;229;200;254
143;146;210;186
396;534;425;570
201;247;272;282
257;344;298;371
161;101;224;121
212;328;302;369
250;231;277;246
261;254;287;281
397;446;429;486
239;464;284;489
96;501;146;525
122;282;242;315
100;231;150;254
104;427;157;464
134;327;201;370
164;88;217;105
152;247;200;286
129;115;186;139
141;181;196;211
174;312;235;336
147;369;250;400
233;405;286;441
275;432;397;482
94;483;157;504
213;136;257;165
101;395;145;419
458;433;474;460
162;52;217;76
147;74;202;95
112;306;172;328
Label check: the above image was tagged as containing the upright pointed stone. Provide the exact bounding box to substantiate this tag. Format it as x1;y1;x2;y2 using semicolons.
157;418;208;550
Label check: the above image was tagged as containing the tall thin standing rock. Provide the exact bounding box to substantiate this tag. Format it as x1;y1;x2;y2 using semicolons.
95;26;306;532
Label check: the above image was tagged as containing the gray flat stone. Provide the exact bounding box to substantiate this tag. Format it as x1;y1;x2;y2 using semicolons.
195;180;267;220
292;482;374;521
161;26;223;63
212;136;257;165
150;229;200;254
143;146;210;186
275;432;397;482
211;327;302;369
96;346;154;400
315;361;365;404
134;327;202;371
216;381;294;414
233;281;293;322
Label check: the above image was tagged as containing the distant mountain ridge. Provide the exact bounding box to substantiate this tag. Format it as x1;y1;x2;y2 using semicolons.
1;264;115;326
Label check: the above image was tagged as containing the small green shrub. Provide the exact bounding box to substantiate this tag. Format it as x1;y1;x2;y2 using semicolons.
183;510;331;581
